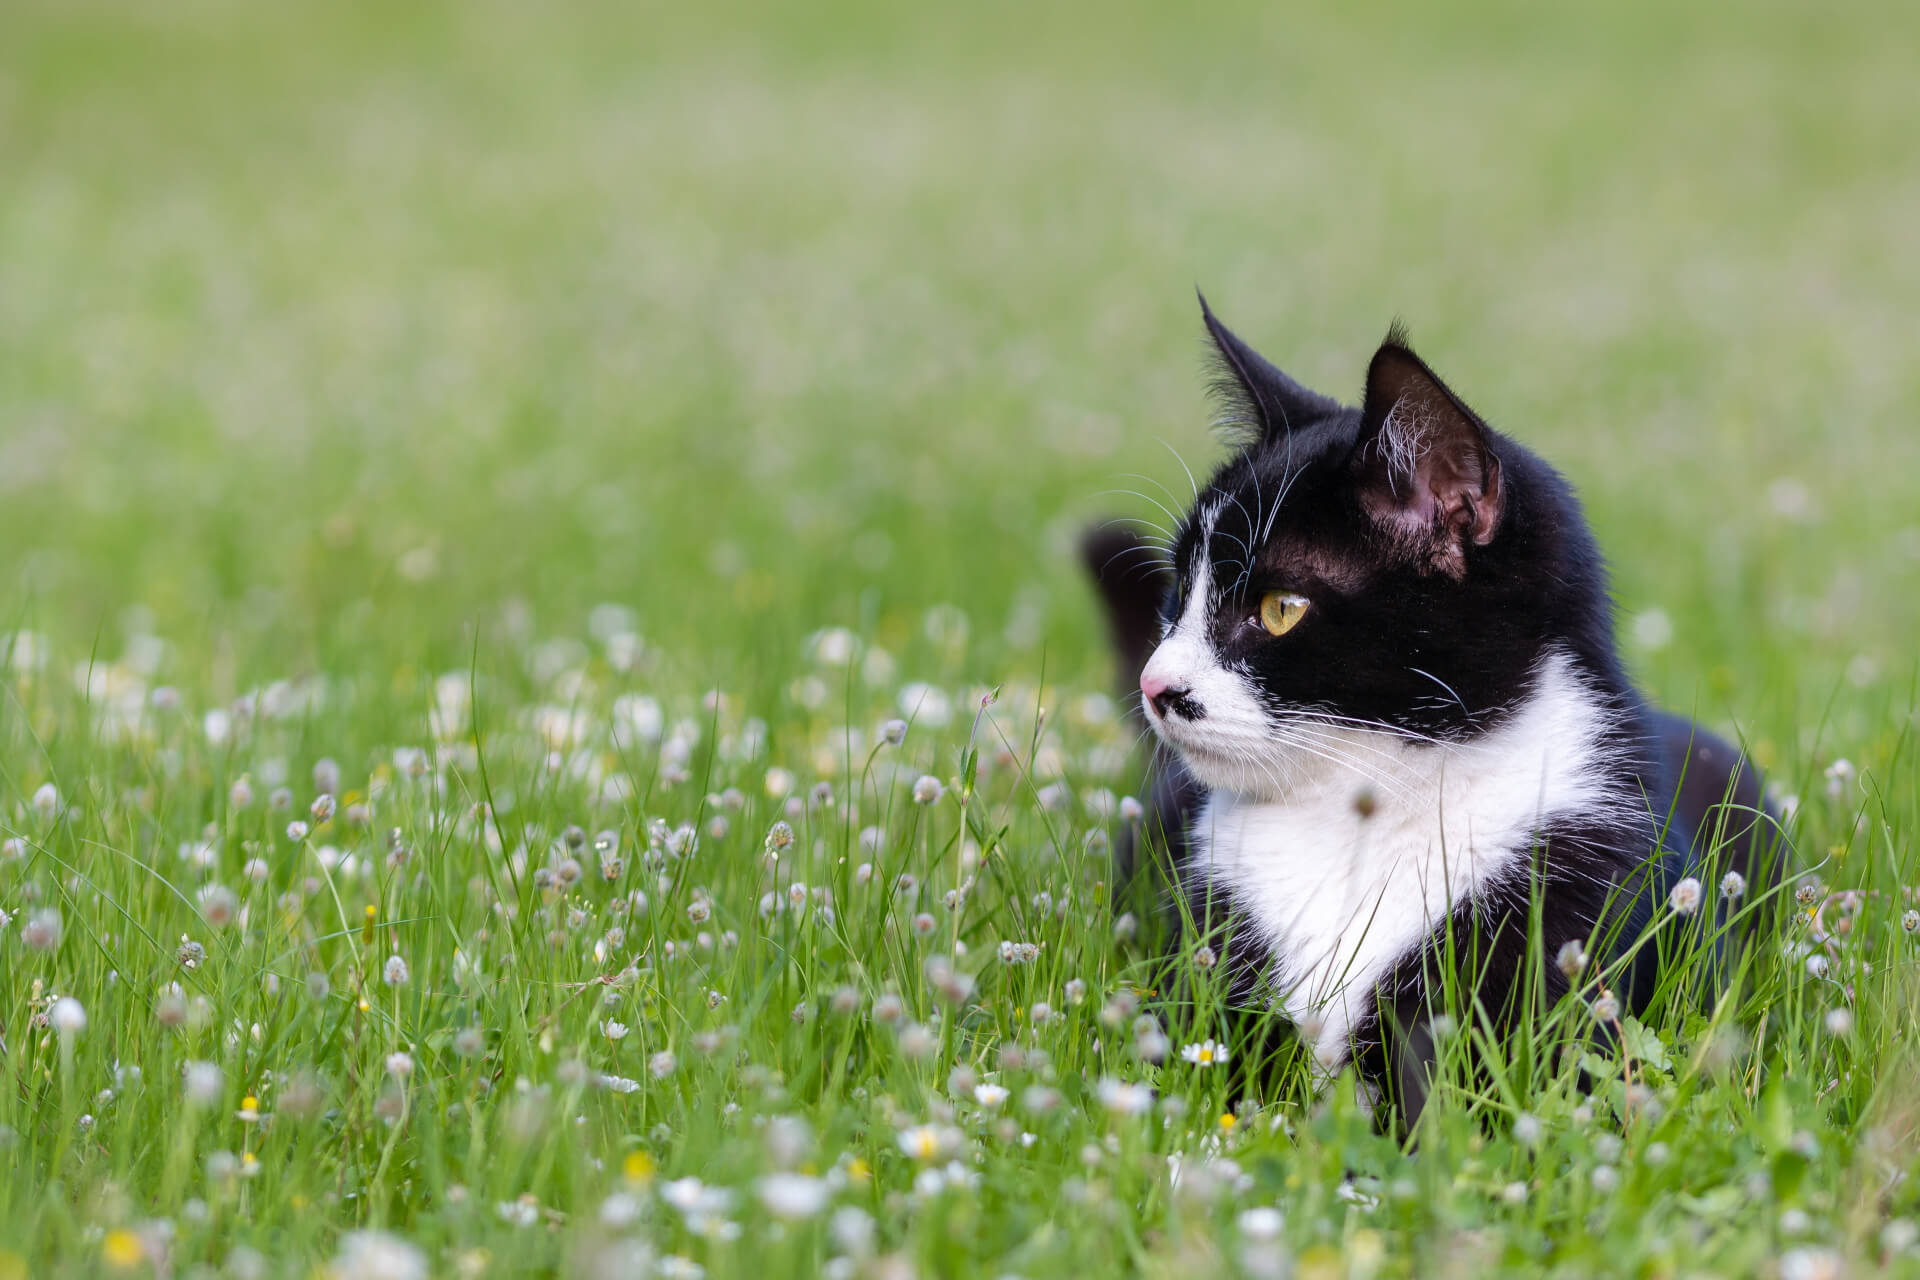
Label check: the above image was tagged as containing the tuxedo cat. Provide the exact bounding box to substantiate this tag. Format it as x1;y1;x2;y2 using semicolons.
1086;298;1778;1119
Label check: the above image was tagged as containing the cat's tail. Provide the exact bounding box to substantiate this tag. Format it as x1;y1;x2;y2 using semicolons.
1080;523;1170;705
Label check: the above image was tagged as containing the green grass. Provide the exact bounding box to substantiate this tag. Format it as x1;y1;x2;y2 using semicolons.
3;0;1920;1274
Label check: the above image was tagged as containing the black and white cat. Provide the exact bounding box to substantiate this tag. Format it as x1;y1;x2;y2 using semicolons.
1086;298;1778;1116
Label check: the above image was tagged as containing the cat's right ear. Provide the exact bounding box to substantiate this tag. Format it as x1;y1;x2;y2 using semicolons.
1198;292;1340;445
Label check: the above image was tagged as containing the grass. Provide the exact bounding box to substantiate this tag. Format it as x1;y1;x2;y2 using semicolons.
3;0;1919;1274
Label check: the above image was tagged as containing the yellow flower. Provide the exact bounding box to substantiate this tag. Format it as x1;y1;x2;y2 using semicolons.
102;1230;144;1270
1218;1112;1236;1132
846;1157;871;1184
623;1151;656;1184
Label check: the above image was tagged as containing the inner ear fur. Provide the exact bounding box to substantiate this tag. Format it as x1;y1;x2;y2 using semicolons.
1352;339;1504;578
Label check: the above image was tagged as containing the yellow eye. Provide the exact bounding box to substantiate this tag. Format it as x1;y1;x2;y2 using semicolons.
1258;591;1310;637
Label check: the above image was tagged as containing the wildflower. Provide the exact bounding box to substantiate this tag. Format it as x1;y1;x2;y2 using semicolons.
758;1173;832;1220
1796;879;1822;908
1193;945;1217;970
49;997;86;1035
200;885;238;927
1779;1247;1845;1280
763;821;794;857
1064;978;1088;1005
1120;795;1144;822
687;900;711;925
286;820;310;842
1238;1207;1284;1240
178;938;206;969
1721;871;1748;900
999;940;1041;965
599;1191;643;1228
497;1196;540;1227
1591;1165;1619;1193
898;1023;936;1060
1669;877;1703;916
184;1061;223;1107
872;992;905;1024
385;1052;414;1080
974;1083;1010;1108
383;955;410;987
912;775;945;806
1825;1007;1853;1037
1113;912;1138;942
1513;1112;1543;1144
23;908;62;952
311;794;337;825
830;1206;876;1256
1095;1077;1154;1116
1903;909;1920;935
881;719;909;747
1555;939;1588;981
102;1228;145;1270
1181;1039;1229;1068
229;778;256;810
648;1050;677;1079
897;1125;958;1161
32;782;60;822
603;1020;630;1042
912;912;937;937
1823;759;1855;799
1589;991;1620;1023
236;1096;261;1123
1501;1181;1529;1206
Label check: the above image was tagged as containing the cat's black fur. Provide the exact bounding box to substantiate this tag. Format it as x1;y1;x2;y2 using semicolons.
1085;297;1781;1123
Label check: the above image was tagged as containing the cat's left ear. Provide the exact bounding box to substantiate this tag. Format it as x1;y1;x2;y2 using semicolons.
1352;333;1504;578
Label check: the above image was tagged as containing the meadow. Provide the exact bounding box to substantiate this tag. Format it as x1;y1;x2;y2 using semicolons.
3;0;1919;1275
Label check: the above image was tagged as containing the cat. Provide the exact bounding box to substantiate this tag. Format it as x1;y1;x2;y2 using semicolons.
1084;296;1780;1122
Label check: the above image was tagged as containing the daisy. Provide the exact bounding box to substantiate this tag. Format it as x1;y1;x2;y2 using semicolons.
1181;1039;1229;1068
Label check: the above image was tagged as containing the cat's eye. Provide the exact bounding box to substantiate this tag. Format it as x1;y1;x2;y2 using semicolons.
1258;591;1310;637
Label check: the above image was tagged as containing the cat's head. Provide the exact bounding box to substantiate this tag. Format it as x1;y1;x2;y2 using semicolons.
1138;298;1612;797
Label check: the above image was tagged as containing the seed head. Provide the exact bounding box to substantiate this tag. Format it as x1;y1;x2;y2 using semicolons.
1669;877;1703;916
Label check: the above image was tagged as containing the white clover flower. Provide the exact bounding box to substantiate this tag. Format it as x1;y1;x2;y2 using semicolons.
648;1050;677;1079
830;1206;875;1257
1591;1165;1619;1193
331;1230;427;1280
1555;939;1588;981
1779;1248;1843;1280
1720;871;1747;900
599;1191;643;1228
881;719;909;747
22;908;61;952
383;955;410;987
1825;1007;1853;1037
1512;1112;1542;1145
1181;1039;1229;1068
1669;877;1703;916
1589;991;1621;1023
1905;910;1920;935
911;775;946;806
385;1052;414;1080
1095;1077;1153;1116
1119;796;1144;822
49;997;86;1035
1237;1207;1284;1240
286;820;310;843
310;794;337;825
32;783;60;822
184;1061;223;1107
758;1173;832;1220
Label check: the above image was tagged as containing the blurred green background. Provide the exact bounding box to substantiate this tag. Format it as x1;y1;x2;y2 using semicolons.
4;0;1916;745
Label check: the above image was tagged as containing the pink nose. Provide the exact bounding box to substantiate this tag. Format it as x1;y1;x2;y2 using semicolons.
1140;671;1171;703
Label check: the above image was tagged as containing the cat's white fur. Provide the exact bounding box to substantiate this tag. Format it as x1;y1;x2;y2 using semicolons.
1142;508;1633;1070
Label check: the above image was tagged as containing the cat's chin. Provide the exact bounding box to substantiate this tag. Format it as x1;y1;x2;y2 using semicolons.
1154;732;1291;800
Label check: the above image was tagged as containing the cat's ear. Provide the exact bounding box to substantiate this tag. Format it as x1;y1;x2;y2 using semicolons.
1351;330;1504;578
1198;292;1340;444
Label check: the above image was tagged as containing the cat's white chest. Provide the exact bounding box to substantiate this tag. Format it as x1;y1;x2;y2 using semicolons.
1187;651;1626;1070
